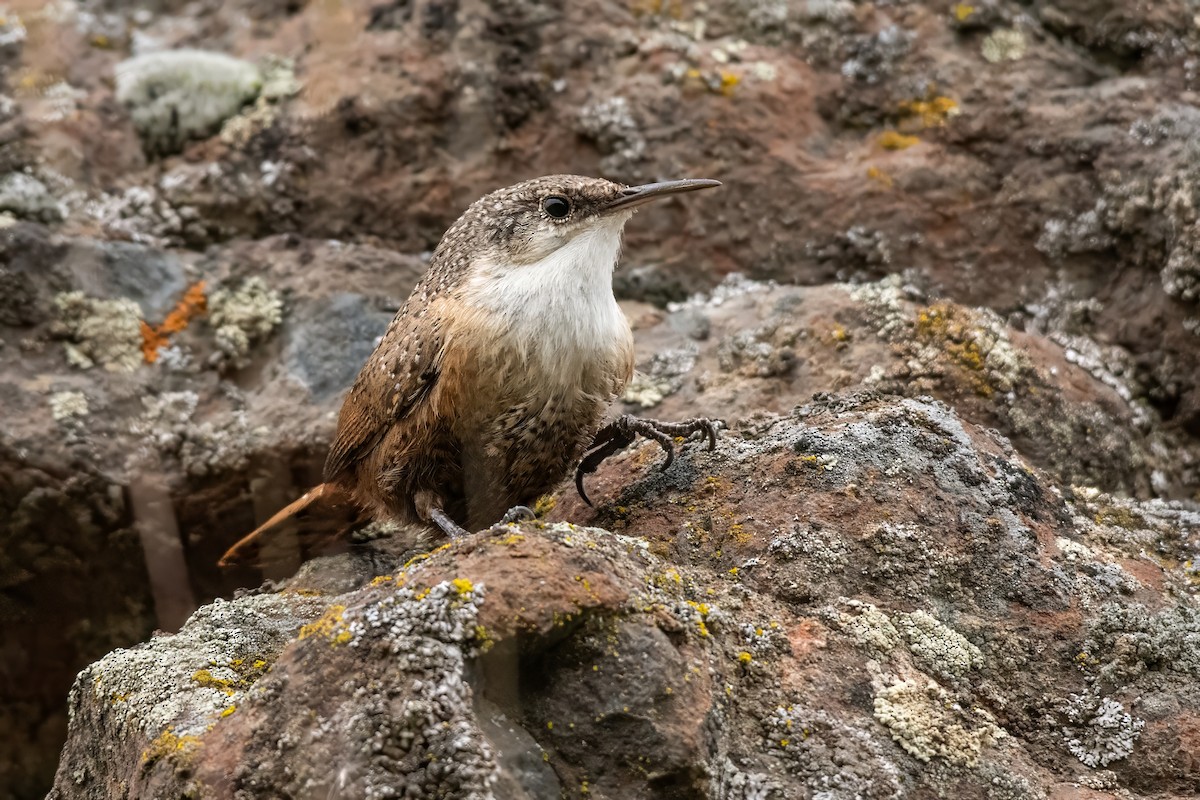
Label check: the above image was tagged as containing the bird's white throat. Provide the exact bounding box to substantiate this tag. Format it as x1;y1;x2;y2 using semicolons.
463;220;632;373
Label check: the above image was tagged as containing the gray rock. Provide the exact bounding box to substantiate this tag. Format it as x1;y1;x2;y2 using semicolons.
283;293;393;402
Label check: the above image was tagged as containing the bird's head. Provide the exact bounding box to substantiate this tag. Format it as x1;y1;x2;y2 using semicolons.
438;174;721;274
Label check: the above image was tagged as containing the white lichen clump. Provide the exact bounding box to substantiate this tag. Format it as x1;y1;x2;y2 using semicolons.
116;49;263;153
894;610;983;680
208;277;284;367
1062;693;1144;768
982;29;1027;63
873;677;1006;767
576;96;646;173
835;600;902;653
53;291;144;372
622;345;699;408
130;391;269;477
49;390;89;422
667;273;775;313
0;171;64;221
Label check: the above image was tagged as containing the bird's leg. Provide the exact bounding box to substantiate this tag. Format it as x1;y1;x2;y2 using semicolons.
429;506;469;538
574;414;721;506
417;490;469;538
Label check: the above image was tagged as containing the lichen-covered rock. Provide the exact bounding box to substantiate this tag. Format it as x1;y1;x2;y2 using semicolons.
50;397;1200;798
115;50;262;156
7;0;1200;794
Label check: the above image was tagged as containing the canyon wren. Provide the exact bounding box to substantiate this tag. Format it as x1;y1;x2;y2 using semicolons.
220;175;721;567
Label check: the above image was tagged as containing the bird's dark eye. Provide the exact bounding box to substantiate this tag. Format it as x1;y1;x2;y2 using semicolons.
542;195;571;219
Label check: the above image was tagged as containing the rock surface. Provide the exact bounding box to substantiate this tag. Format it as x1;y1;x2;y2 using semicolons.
49;396;1200;799
1;0;1199;797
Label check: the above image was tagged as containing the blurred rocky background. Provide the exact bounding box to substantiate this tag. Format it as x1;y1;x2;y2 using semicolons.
1;0;1198;798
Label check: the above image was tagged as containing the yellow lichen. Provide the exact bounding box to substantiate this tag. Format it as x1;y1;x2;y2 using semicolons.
192;668;236;696
878;130;920;150
1094;506;1146;530
737;651;753;664
953;4;975;22
899;95;959;128
452;578;475;596
297;604;351;645
474;625;495;653
220;705;237;717
914;303;997;396
142;727;202;766
686;600;712;637
370;575;393;586
533;494;557;516
866;166;894;188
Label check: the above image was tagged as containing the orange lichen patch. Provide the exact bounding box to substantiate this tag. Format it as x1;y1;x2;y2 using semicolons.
899;95;959;128
141;280;207;362
718;71;740;97
867;165;894;187
878;130;920;150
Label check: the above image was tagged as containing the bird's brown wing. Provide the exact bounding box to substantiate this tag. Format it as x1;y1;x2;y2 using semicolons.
323;301;447;482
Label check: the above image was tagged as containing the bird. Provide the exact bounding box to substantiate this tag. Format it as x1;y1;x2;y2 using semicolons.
219;174;721;567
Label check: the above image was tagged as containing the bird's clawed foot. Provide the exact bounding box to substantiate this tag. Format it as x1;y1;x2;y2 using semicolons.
500;505;536;524
574;414;721;506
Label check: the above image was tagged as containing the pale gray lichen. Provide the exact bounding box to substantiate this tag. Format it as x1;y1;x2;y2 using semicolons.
86;184;188;246
0;10;26;47
69;592;327;741
893;610;983;681
845;274;915;339
828;600;902;653
765;704;902;798
577;96;646;175
53;291;144;372
623;372;669;408
116;49;263;154
872;677;1006;767
709;757;775;800
49;390;89;422
622;345;699;408
767;522;849;575
717;326;797;378
219;56;300;147
841;26;913;85
0;171;65;222
981;29;1027;63
1062;693;1144;768
1162;222;1200;303
667;273;775;313
208;277;284;368
130;391;269;477
340;580;498;799
1083;602;1200;682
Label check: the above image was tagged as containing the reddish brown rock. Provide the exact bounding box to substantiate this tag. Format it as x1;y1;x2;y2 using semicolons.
49;396;1200;799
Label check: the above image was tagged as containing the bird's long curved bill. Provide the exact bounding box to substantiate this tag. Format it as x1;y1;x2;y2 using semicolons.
604;178;722;212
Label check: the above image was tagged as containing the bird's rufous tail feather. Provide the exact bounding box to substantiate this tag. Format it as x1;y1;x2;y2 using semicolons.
218;483;365;568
